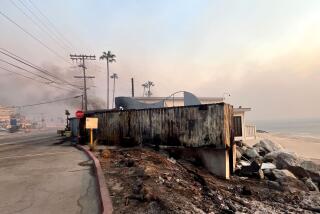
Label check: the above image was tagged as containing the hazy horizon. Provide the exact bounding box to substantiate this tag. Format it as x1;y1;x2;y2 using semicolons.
1;0;320;121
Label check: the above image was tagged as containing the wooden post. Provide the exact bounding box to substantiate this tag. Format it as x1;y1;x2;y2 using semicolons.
90;128;93;146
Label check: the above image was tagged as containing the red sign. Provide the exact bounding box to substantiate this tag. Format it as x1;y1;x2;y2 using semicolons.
75;110;84;118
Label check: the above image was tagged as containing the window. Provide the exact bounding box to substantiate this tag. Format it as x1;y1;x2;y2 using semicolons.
233;116;242;137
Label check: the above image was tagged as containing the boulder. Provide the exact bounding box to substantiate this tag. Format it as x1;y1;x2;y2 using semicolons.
270;169;309;192
244;148;260;159
263;151;300;169
236;147;245;160
264;151;320;183
253;139;283;155
237;160;263;179
261;162;276;170
239;160;251;166
278;177;309;192
236;150;242;160
264;169;296;181
271;169;297;180
301;160;320;175
263;168;273;180
303;178;319;192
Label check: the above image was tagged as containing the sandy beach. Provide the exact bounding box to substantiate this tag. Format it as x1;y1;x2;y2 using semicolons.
246;132;320;164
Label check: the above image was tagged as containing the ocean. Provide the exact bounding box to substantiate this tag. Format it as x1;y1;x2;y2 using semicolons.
253;118;320;139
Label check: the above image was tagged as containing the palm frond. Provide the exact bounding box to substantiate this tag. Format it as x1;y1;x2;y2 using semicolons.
100;51;108;60
100;51;116;62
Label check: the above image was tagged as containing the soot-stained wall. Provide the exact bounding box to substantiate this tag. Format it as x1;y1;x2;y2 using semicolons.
86;103;233;148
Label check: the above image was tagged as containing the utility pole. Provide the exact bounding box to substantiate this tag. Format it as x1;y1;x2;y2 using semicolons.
41;113;45;129
70;54;95;111
131;78;134;97
81;94;84;110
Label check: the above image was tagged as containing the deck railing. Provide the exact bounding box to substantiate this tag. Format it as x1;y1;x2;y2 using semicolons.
245;124;256;139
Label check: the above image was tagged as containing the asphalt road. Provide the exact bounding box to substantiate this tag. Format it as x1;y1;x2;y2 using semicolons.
0;130;100;214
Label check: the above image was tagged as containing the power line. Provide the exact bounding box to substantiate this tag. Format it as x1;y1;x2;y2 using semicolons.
27;0;75;49
1;95;82;109
0;65;73;91
0;65;45;82
0;10;70;64
0;58;75;91
9;0;70;52
0;48;80;90
0;48;64;83
16;0;71;51
0;48;63;82
0;57;56;83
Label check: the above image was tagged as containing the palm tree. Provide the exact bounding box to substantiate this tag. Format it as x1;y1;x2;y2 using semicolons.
142;82;148;97
146;81;154;97
110;73;118;108
100;51;116;109
141;81;154;97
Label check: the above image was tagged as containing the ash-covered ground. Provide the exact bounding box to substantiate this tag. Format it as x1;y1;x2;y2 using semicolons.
97;145;320;214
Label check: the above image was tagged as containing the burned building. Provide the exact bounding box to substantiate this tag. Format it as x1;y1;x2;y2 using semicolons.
80;102;235;179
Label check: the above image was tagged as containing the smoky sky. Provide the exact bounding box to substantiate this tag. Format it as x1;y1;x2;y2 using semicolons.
0;59;105;120
1;0;320;121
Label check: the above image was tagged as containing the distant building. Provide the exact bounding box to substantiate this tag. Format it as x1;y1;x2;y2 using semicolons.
0;106;14;122
135;96;256;141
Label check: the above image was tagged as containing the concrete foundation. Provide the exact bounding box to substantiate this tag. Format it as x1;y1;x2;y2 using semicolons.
198;148;230;179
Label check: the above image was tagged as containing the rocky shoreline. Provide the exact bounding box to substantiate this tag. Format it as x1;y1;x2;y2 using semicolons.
236;139;319;193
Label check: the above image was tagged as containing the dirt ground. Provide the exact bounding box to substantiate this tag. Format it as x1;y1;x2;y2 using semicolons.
98;146;320;214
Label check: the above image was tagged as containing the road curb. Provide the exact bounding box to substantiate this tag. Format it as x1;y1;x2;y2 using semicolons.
76;145;113;214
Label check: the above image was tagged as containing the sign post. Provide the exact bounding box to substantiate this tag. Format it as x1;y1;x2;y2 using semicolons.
90;128;93;147
85;117;98;150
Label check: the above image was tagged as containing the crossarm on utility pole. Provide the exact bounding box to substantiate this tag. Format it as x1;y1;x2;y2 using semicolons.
70;54;96;111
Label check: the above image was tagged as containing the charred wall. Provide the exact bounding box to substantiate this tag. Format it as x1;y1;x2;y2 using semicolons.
85;103;233;148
